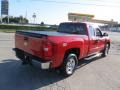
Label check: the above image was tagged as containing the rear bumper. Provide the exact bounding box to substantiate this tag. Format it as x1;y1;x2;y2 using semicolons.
13;48;52;69
32;59;51;69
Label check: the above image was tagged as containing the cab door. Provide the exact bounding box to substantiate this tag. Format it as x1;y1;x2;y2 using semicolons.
95;28;105;52
88;25;99;55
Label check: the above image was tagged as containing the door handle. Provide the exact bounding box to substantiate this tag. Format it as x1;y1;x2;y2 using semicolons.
95;39;100;43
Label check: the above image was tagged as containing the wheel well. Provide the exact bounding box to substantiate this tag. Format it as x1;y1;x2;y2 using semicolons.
64;48;80;59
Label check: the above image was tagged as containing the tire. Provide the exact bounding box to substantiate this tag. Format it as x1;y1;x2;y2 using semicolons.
60;54;78;77
102;44;110;57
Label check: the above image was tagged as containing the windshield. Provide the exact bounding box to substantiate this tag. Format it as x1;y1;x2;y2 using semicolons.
58;23;87;35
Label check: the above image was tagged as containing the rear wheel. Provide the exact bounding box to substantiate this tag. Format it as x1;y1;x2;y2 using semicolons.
102;44;109;57
60;54;78;77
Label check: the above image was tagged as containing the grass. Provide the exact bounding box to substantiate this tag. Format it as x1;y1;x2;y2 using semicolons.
0;29;16;33
0;24;57;33
0;29;57;33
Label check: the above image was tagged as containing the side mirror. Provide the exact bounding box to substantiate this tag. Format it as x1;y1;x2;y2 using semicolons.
103;33;108;36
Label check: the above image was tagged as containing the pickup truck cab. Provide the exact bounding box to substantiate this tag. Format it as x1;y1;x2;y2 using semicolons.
14;22;110;76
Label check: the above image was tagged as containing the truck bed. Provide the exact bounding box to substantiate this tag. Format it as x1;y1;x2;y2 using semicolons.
16;30;75;37
15;30;47;59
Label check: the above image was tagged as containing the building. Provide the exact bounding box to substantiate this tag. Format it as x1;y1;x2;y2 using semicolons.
100;24;120;32
1;0;9;23
68;13;118;24
68;13;120;32
1;0;9;15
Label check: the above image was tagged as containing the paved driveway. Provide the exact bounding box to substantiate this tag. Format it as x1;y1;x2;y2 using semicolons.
0;32;120;90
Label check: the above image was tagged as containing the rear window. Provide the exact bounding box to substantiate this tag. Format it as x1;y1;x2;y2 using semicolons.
58;23;87;35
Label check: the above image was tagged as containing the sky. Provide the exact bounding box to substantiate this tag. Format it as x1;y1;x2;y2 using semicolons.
0;0;120;24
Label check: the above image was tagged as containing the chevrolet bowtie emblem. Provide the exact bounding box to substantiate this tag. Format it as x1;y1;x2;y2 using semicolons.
24;41;28;46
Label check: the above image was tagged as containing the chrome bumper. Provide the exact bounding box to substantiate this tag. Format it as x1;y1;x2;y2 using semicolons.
32;59;51;69
13;48;52;69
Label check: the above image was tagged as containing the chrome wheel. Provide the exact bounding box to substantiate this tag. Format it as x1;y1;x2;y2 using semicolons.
102;44;110;57
66;57;76;75
105;44;109;55
60;54;78;77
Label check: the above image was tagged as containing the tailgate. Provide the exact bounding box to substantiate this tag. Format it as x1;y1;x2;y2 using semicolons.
15;31;47;58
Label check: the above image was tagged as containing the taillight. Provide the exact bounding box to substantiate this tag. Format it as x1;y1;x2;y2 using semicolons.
43;42;53;57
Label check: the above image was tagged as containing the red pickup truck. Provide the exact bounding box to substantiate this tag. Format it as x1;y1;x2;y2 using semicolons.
14;22;110;76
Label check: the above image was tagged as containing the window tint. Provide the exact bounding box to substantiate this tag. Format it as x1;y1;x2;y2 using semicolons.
75;24;87;35
96;28;102;37
89;26;95;36
58;23;75;33
58;23;87;35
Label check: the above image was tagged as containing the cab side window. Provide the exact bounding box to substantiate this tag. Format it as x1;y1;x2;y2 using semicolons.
89;26;95;37
95;28;102;37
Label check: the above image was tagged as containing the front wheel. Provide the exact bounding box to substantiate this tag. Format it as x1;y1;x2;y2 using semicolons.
60;54;78;77
102;44;110;57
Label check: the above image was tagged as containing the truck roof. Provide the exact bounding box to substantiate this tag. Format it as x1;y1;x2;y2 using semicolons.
60;22;100;28
60;22;87;25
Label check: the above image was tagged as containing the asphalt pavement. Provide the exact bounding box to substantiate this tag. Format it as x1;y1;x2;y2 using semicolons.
0;32;120;90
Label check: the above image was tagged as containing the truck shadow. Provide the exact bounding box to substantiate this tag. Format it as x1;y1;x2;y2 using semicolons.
0;55;103;90
77;55;103;69
0;59;65;90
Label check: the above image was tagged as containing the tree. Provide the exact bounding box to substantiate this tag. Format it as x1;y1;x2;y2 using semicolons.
2;16;29;24
40;21;44;26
